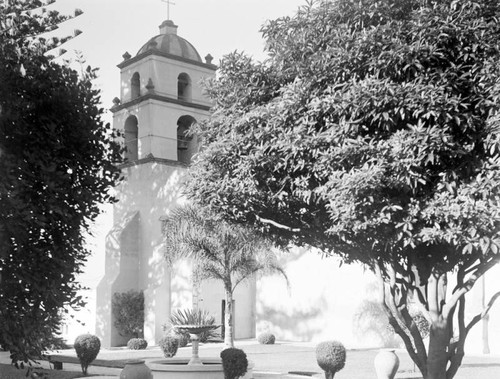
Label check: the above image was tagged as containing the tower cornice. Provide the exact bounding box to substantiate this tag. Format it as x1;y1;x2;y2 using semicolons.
118;49;217;71
111;92;211;113
118;154;188;169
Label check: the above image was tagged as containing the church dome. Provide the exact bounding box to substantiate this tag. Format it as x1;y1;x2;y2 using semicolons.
136;20;202;62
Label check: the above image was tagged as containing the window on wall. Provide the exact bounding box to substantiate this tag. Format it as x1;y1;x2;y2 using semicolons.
177;115;196;164
124;116;138;161
131;72;141;99
177;73;191;102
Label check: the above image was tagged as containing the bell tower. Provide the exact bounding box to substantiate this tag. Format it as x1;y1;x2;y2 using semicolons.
113;19;215;164
96;20;217;347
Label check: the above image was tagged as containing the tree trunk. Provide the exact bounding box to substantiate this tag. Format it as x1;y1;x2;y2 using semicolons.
481;276;490;354
426;321;449;379
224;288;234;347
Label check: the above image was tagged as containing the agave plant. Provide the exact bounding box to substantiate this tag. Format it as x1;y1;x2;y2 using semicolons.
168;308;219;343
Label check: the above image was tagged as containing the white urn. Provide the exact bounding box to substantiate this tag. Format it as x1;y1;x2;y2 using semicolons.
374;349;400;379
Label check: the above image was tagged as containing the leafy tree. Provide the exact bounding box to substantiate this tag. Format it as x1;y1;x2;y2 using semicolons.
162;205;287;347
184;0;500;378
112;290;144;338
0;0;122;364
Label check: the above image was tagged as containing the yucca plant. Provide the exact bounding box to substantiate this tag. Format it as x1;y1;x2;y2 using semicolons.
168;308;219;342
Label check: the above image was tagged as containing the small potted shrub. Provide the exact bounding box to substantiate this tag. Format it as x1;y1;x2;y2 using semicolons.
316;340;346;379
257;332;275;345
220;348;248;379
159;335;179;358
127;338;148;350
74;334;101;375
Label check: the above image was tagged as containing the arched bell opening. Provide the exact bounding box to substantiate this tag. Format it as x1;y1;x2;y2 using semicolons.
177;73;192;102
177;115;196;164
124;115;139;161
131;72;141;99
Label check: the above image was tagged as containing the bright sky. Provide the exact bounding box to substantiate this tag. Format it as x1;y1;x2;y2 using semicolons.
54;0;306;124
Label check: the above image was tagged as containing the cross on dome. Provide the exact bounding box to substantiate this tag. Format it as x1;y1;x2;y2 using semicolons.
161;0;175;20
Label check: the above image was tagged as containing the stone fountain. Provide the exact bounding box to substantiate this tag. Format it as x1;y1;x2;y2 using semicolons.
149;324;226;379
174;324;220;365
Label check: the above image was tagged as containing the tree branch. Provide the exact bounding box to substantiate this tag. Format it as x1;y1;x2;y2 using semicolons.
465;290;500;335
255;215;301;232
428;274;440;323
447;256;500;315
375;263;427;375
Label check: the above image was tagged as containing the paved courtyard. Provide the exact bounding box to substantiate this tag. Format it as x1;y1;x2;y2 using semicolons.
1;340;500;378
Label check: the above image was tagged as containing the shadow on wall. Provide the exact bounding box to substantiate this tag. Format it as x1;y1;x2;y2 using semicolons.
258;302;324;341
170;259;195;310
94;162;189;347
351;280;404;348
256;248;378;344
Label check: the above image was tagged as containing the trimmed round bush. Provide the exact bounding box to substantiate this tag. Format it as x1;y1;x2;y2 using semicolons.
127;338;148;350
74;334;101;375
316;341;346;379
257;332;276;345
176;332;190;347
159;335;179;358
220;348;248;379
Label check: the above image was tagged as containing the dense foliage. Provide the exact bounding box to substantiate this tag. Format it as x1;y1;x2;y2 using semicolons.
185;0;500;378
158;335;179;358
127;338;148;350
316;341;346;379
0;0;122;364
162;205;287;347
257;332;276;345
220;348;248;379
74;334;101;375
112;290;144;338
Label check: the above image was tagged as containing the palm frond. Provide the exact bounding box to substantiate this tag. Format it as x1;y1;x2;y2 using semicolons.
162;204;287;292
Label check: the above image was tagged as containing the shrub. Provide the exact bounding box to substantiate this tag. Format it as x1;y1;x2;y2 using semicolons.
316;341;346;379
159;335;179;358
174;331;190;347
74;334;101;375
257;332;276;345
167;308;219;342
112;290;144;338
220;348;248;379
127;338;148;350
161;325;190;347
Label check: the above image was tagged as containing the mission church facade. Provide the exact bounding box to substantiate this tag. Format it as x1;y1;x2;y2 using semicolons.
79;18;500;354
95;20;256;347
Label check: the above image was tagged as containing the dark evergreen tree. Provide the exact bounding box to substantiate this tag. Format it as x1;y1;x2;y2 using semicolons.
0;0;123;364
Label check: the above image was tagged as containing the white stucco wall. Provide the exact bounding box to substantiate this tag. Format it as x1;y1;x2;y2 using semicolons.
257;247;500;354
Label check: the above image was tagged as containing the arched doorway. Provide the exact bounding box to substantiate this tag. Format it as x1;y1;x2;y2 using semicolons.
177;115;196;164
124;115;139;161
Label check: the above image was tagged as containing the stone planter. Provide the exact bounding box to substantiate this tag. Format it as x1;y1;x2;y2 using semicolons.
120;359;153;379
374;349;400;379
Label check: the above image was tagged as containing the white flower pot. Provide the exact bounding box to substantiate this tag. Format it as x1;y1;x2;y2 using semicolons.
374;349;400;379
